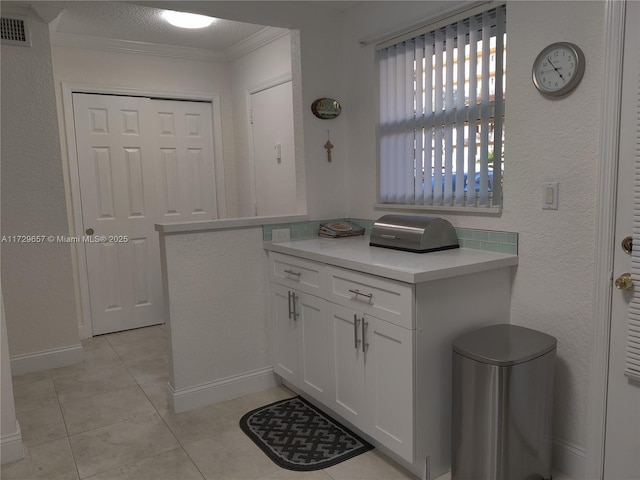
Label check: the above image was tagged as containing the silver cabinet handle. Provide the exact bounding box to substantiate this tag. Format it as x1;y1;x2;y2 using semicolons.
287;291;293;319
291;292;298;321
348;289;373;301
284;269;301;277
362;320;369;353
353;314;361;350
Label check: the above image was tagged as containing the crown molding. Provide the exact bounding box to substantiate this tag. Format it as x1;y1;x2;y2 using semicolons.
51;25;290;63
31;4;64;24
51;32;228;63
226;26;290;61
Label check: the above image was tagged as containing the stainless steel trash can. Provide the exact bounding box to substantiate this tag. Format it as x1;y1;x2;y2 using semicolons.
452;324;557;480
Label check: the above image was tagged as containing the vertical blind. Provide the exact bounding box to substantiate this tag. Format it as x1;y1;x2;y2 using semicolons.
378;4;506;208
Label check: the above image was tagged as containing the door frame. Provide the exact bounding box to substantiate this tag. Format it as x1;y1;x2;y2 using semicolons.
61;83;226;338
246;72;292;216
585;1;626;478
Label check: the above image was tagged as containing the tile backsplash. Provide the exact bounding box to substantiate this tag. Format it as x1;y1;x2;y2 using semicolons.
263;218;518;255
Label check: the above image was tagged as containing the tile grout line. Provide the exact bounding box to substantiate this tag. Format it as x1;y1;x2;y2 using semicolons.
130;337;209;480
48;365;82;480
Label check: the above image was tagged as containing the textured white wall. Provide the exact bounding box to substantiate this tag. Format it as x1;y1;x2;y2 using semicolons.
162;227;270;391
51;45;239;217
342;0;605;458
1;10;80;357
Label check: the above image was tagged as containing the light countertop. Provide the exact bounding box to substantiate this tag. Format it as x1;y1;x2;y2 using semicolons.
155;214;308;234
264;236;518;284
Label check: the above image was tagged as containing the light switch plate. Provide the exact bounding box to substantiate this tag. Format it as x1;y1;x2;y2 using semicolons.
542;182;559;210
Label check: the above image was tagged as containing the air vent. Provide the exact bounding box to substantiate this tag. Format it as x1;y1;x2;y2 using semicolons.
1;16;31;46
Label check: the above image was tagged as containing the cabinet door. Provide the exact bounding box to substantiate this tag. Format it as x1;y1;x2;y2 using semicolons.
328;303;366;429
364;315;414;462
271;283;298;384
296;292;332;404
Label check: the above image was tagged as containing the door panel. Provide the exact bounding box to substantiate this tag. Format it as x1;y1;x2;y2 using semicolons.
151;100;218;222
328;303;366;428
604;2;640;477
251;82;296;216
298;292;332;403
272;283;298;384
364;316;414;461
73;93;162;335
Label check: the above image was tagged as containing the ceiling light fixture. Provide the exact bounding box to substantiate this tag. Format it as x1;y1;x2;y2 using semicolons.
162;10;215;29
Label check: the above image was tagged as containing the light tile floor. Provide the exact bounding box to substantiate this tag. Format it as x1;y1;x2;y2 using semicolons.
2;325;419;480
2;325;575;480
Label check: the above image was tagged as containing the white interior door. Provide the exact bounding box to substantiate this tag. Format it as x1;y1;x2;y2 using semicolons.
73;94;218;335
250;81;296;216
151;99;218;222
73;93;162;335
604;1;640;477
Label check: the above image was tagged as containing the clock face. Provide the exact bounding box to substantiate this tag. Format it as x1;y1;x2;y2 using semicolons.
532;42;585;97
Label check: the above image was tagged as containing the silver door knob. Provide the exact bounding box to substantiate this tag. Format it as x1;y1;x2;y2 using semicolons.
615;273;633;291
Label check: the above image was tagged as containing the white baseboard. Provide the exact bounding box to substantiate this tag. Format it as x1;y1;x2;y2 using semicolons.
1;422;23;465
10;344;84;375
169;367;278;414
553;437;586;479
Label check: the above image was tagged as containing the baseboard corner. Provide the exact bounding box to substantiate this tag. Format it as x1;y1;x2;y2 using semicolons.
169;366;278;414
1;422;23;465
553;437;586;480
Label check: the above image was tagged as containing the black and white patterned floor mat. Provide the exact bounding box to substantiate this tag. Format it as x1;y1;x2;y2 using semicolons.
239;396;373;471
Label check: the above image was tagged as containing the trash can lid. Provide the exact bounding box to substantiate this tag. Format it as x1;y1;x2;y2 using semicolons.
453;324;557;366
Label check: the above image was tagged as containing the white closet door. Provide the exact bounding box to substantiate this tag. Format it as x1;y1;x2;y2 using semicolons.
73;94;219;335
73;93;162;335
151;99;218;222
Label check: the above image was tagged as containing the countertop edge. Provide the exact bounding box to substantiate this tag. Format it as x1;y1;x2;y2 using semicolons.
155;214;309;234
264;240;518;284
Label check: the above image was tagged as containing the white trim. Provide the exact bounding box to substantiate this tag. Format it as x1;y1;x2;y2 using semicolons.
61;82;228;338
10;344;83;375
52;27;290;63
226;27;290;61
248;72;293;96
585;2;626;479
155;214;309;235
0;423;23;466
168;367;278;414
553;438;586;480
52;33;227;63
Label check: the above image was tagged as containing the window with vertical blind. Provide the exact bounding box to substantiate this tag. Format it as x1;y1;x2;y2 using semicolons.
377;3;506;210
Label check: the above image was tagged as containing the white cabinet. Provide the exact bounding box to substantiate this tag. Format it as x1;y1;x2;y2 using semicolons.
328;303;413;461
327;303;366;427
268;248;513;480
271;283;332;405
269;251;325;295
328;266;414;328
271;283;298;385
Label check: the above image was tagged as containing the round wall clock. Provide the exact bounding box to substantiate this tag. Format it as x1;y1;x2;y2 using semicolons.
532;42;585;98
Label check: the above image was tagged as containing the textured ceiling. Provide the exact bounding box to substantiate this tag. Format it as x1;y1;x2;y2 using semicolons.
44;1;268;51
